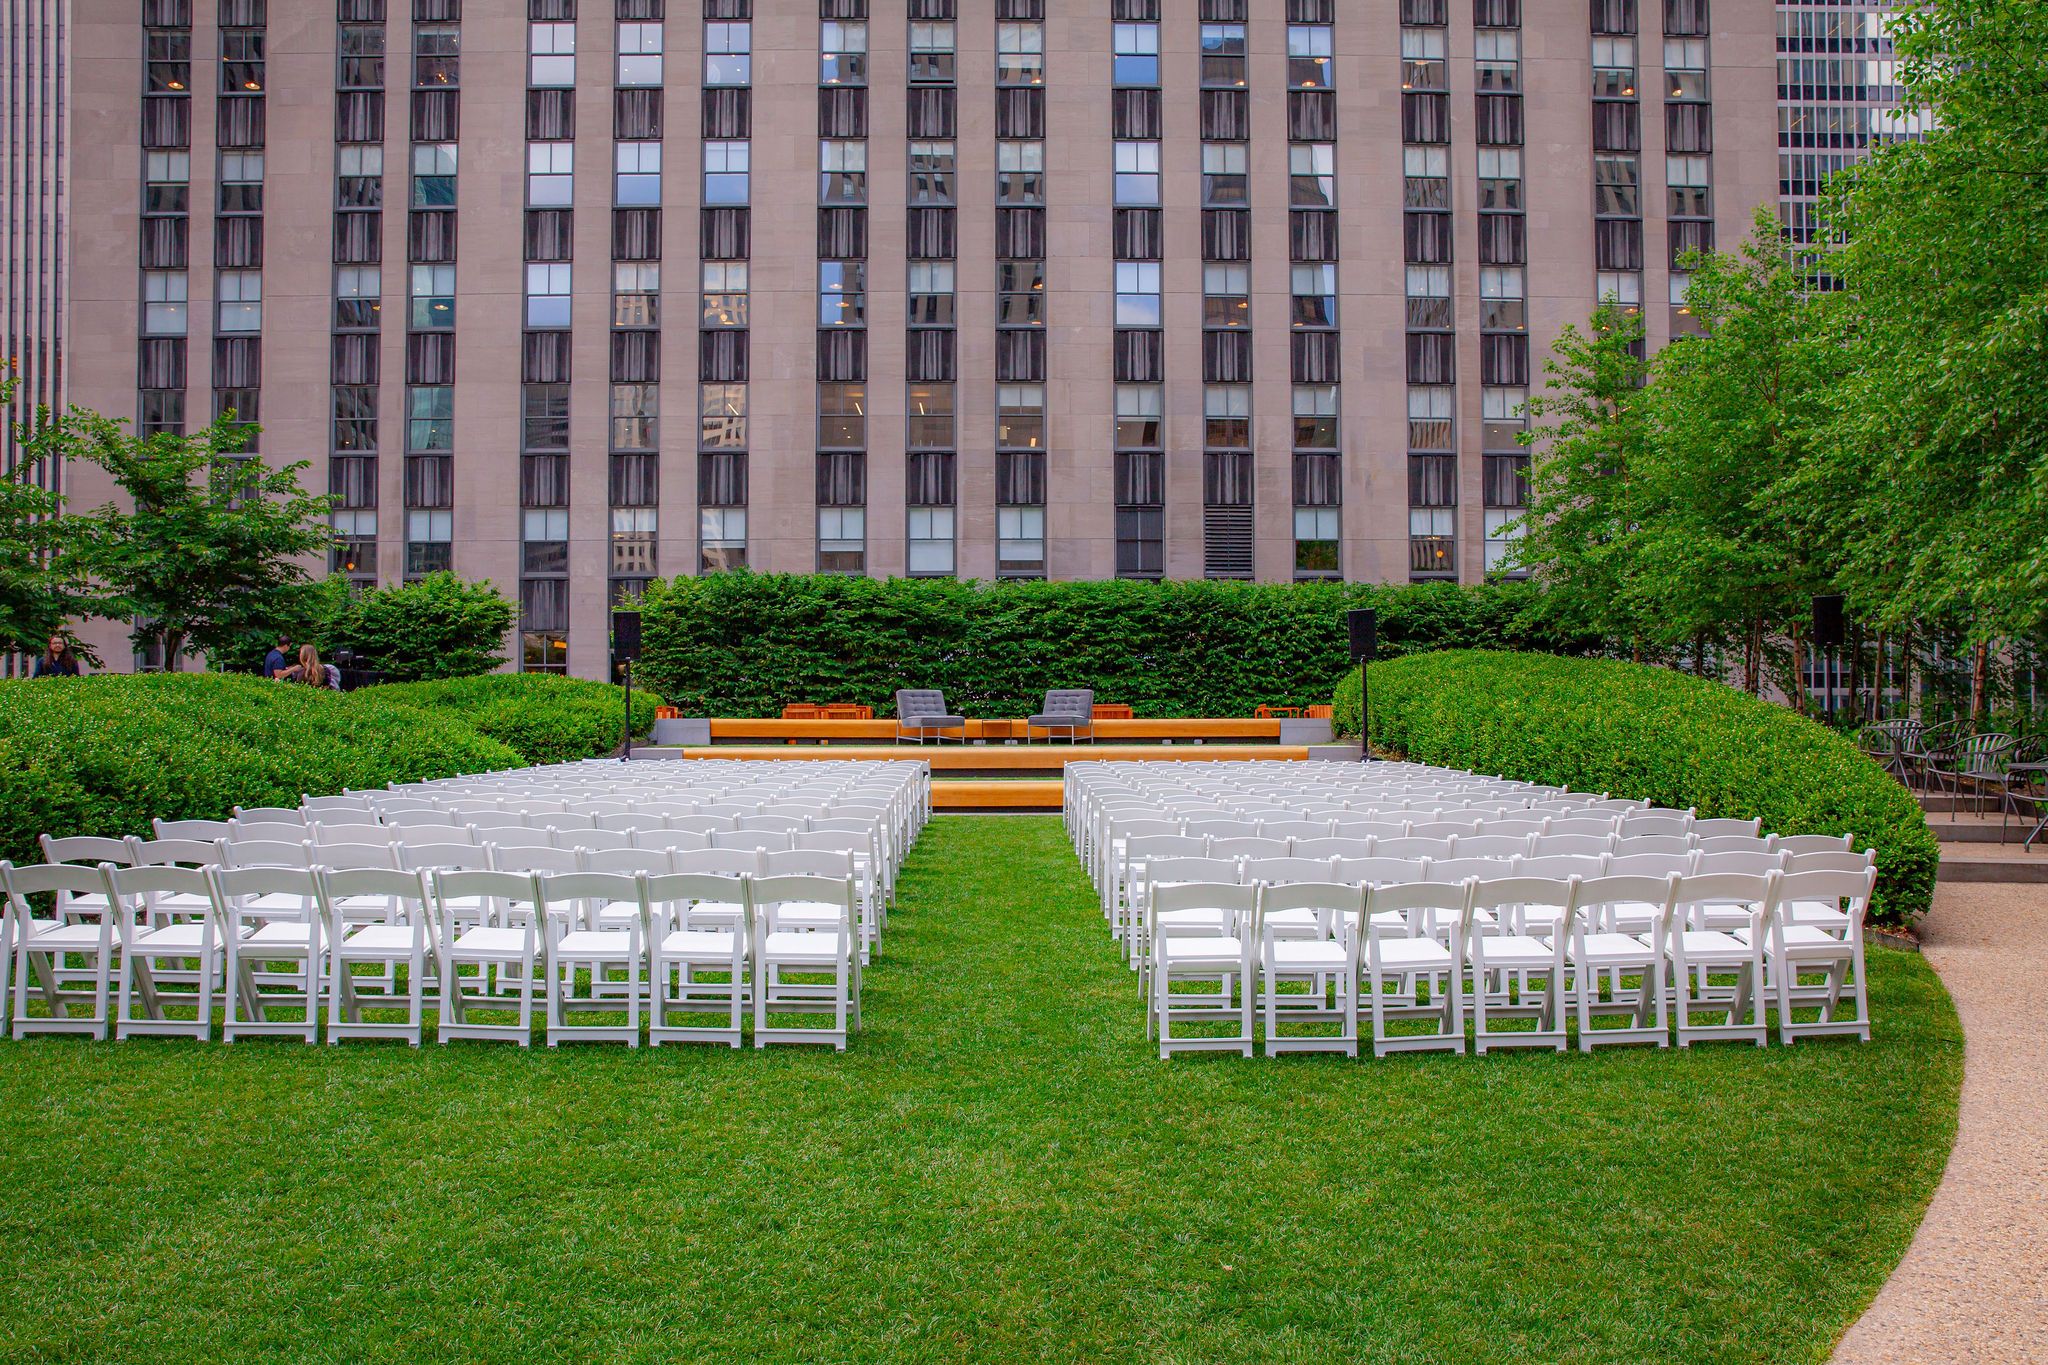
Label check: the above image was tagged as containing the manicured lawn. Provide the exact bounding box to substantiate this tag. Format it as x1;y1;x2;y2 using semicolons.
0;817;1959;1364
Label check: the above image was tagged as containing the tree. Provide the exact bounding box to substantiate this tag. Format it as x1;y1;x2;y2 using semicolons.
0;372;92;657
324;572;515;681
1508;300;1654;653
57;408;335;669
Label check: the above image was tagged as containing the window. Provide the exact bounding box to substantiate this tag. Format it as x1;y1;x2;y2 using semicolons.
997;384;1045;449
336;144;382;210
526;263;572;329
907;384;954;449
521;384;569;451
219;152;263;213
818;261;866;328
1113;141;1160;207
529;22;574;86
1406;264;1452;329
412;143;457;208
410;264;455;330
1483;509;1522;571
523;509;568;576
615;142;660;205
818;383;866;449
1597;271;1643;311
1202;142;1247;207
910;261;955;326
617;23;663;87
1115;261;1161;327
701;262;748;328
140;389;185;437
821;21;866;86
700;507;747;572
1478;147;1522;211
1203;263;1249;330
1112;23;1159;87
146;30;191;93
908;142;956;206
527;142;573;207
821;139;868;205
704;141;749;205
408;386;454;452
339;24;385;89
333;385;378;452
1200;24;1247;88
611;384;659;451
1293;384;1339;450
1291;263;1337;329
1115;384;1163;449
1670;272;1699;333
1288;25;1333;89
407;510;453;575
817;507;866;574
615;263;660;327
522;633;569;674
1479;268;1525;331
700;383;747;450
144;150;190;214
1667;155;1711;216
1204;385;1250;449
414;25;459;89
1407;385;1454;452
1474;30;1519;93
1593;37;1637;99
997;141;1045;205
907;506;954;576
705;23;751;86
998;23;1043;86
1295;507;1340;576
217;271;262;332
1405;144;1449;209
997;504;1045;576
611;508;657;576
910;23;956;84
221;28;265;93
992;260;1042;326
142;271;188;336
1290;143;1335;209
1594;155;1639;216
335;266;381;329
1664;38;1709;100
1401;27;1446;92
331;510;377;575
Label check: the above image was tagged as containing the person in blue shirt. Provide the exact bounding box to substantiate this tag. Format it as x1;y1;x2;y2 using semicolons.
30;634;82;678
261;634;292;679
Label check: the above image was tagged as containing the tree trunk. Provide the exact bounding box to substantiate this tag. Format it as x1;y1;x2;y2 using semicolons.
1742;616;1763;696
161;630;186;672
1692;634;1706;678
1864;629;1881;723
1971;641;1989;728
1788;621;1809;716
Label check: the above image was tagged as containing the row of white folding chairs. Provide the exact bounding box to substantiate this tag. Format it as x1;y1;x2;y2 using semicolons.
1146;867;1876;1060
1074;797;1653;861
1102;830;1852;934
39;834;886;964
2;861;861;1050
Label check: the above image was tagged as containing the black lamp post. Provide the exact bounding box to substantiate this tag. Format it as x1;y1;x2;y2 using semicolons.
1347;608;1377;762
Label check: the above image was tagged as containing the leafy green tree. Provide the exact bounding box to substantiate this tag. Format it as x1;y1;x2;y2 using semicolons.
57;407;335;669
324;572;514;681
0;372;92;657
1509;300;1653;653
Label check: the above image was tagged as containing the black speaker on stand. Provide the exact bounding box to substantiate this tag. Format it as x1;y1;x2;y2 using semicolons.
1812;595;1845;725
613;611;642;761
1348;608;1378;761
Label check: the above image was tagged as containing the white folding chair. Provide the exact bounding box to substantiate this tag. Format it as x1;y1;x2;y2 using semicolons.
1466;877;1572;1053
1363;880;1468;1057
1766;867;1874;1045
1567;872;1678;1050
104;863;220;1040
5;862;120;1039
1257;881;1363;1057
317;867;434;1046
1668;871;1778;1048
644;871;750;1048
1149;881;1257;1058
434;869;544;1046
537;871;645;1047
751;872;860;1050
214;865;322;1043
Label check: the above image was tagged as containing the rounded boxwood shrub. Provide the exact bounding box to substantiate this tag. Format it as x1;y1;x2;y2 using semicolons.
0;673;521;867
363;674;660;766
1335;650;1939;926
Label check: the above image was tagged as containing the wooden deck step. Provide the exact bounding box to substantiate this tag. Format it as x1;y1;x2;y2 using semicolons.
665;743;1311;769
933;781;1067;811
706;718;1286;743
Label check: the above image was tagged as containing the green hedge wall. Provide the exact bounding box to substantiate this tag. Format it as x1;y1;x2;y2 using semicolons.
369;674;659;766
638;574;1588;718
1338;651;1939;925
0;673;658;866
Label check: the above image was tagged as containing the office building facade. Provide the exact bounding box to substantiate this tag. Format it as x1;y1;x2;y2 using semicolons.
16;1;1843;676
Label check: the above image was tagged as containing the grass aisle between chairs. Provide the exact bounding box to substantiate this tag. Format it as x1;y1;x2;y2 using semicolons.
0;816;1960;1364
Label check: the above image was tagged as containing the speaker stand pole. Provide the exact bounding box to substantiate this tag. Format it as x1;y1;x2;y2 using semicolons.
1359;660;1372;763
621;659;633;763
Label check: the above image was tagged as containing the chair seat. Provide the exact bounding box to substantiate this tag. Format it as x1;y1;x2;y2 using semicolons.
1267;939;1349;970
242;892;314;914
25;922;105;950
1161;934;1245;964
1571;932;1659;965
658;929;738;957
1606;901;1664;930
1785;901;1849;929
1768;924;1853;953
244;922;313;947
338;925;417;954
1029;714;1087;727
1155;908;1229;933
132;922;210;951
1371;939;1453;971
331;895;395;915
902;715;964;727
555;929;633;957
1473;935;1558;968
1671;929;1755;961
451;926;531;959
677;900;743;925
148;892;213;913
761;929;849;964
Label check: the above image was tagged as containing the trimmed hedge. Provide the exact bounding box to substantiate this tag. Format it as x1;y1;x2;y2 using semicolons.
369;674;660;766
639;574;1590;718
1337;651;1939;925
0;672;660;866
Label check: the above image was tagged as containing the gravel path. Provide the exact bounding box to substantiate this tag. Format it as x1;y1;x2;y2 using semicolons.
1832;882;2048;1363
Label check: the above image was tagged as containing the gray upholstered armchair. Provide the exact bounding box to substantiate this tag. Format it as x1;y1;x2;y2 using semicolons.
1028;689;1095;743
894;689;966;744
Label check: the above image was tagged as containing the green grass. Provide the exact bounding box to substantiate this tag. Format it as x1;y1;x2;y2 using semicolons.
0;817;1960;1364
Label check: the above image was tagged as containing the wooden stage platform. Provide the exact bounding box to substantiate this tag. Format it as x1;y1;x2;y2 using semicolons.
702;718;1288;744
